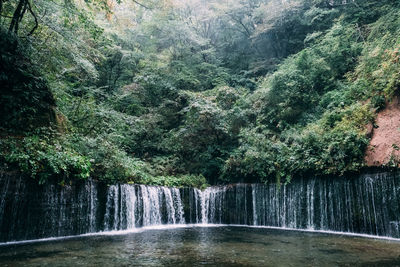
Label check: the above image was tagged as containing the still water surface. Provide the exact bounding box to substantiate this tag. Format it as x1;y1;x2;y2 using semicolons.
1;226;400;266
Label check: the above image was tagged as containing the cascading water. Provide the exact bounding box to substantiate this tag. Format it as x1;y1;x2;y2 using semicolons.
0;171;399;242
103;184;185;230
184;172;400;238
171;188;185;224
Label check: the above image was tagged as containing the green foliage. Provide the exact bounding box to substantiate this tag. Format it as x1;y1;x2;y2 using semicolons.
370;95;386;111
138;174;208;189
0;129;91;184
256;20;362;129
1;0;400;187
0;28;55;132
224;103;373;183
163;92;232;180
66;135;147;183
351;9;400;99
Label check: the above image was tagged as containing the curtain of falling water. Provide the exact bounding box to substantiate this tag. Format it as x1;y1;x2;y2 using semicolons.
185;173;400;238
0;171;399;242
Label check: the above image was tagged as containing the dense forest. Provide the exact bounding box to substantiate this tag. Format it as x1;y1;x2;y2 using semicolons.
1;0;399;187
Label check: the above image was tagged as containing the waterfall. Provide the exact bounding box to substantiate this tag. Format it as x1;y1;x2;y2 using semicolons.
102;184;186;230
199;188;209;224
0;171;399;242
171;188;185;224
0;173;10;229
88;180;98;232
252;184;257;225
162;187;176;224
190;173;400;238
103;185;119;230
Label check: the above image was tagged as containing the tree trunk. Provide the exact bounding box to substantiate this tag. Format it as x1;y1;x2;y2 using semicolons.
8;0;26;34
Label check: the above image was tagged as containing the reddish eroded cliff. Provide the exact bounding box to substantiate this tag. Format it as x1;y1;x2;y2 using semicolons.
365;96;400;166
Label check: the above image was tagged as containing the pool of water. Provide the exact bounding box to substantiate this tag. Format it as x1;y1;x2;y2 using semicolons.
1;226;400;266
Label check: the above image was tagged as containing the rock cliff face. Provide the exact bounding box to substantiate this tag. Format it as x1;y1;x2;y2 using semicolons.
365;97;400;166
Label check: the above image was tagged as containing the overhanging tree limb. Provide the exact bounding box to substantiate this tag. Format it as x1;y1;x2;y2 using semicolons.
27;0;38;36
19;0;28;22
132;0;151;10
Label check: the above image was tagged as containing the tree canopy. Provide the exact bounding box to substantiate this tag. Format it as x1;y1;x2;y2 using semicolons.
1;0;399;186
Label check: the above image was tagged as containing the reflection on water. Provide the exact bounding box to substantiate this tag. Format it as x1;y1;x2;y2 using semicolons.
1;226;400;266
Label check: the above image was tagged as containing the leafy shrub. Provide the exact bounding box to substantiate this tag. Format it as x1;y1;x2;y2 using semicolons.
66;135;151;183
138;174;208;189
0;130;90;184
223;102;373;183
370;95;386;111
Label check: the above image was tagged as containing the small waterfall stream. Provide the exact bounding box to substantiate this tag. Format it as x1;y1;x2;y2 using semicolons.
0;171;399;242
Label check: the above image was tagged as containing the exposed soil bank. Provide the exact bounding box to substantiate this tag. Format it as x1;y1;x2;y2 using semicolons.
365;96;400;166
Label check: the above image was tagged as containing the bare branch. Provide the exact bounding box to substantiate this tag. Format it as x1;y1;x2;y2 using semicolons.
27;1;38;36
132;0;151;10
19;0;28;22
